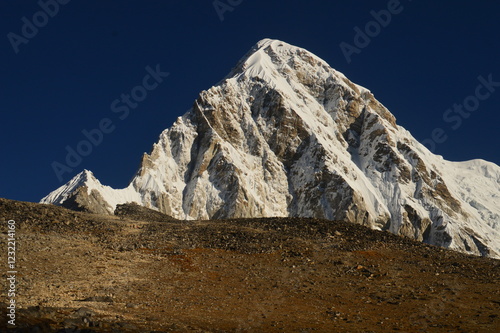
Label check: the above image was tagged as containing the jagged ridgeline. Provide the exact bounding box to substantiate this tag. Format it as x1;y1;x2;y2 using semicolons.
41;39;500;258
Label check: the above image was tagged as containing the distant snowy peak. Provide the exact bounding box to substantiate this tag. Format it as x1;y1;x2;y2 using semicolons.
41;170;99;205
41;169;141;215
41;39;500;258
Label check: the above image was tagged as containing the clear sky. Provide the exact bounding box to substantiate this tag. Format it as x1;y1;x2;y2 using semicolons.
1;0;499;203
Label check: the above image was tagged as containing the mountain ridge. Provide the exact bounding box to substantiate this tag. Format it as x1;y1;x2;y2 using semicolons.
41;39;500;258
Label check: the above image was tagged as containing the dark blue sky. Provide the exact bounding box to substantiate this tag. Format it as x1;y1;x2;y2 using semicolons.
1;0;499;203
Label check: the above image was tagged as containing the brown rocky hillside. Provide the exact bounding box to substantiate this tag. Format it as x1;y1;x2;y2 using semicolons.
0;198;499;332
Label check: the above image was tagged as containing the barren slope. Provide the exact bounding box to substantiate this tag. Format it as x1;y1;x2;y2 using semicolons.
1;198;499;332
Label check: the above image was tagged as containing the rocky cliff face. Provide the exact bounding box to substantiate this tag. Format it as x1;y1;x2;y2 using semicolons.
41;39;500;258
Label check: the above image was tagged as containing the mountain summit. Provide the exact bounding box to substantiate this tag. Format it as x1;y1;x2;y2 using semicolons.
41;39;500;258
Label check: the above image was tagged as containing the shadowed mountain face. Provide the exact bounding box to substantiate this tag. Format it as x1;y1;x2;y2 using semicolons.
41;39;500;258
1;198;499;332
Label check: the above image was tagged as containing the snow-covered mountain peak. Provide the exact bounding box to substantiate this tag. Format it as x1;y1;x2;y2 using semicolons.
229;39;327;83
41;40;500;258
255;38;277;48
249;38;329;68
234;38;365;90
41;170;98;205
41;169;142;214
